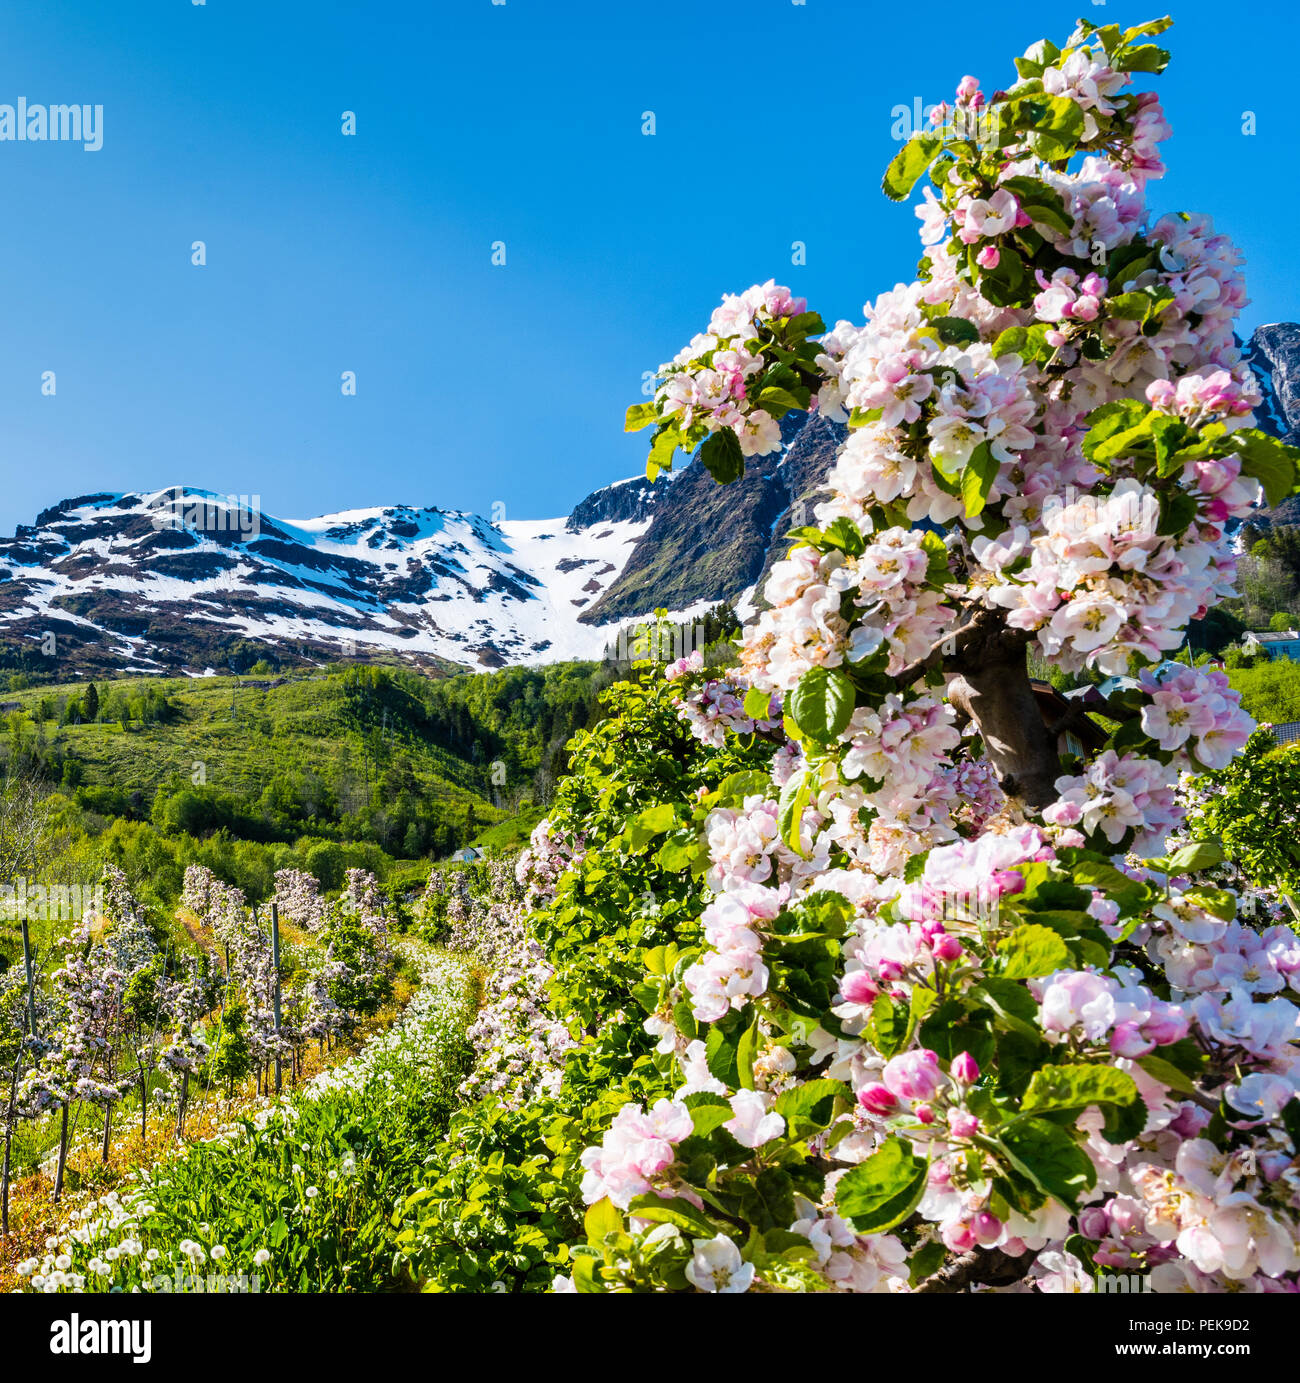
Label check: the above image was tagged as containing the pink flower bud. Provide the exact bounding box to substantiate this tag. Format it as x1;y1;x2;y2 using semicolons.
1141;1006;1189;1046
883;1048;945;1103
1109;1021;1155;1058
857;1083;898;1116
932;933;964;962
976;246;1000;269
1078;1206;1109;1240
942;1220;977;1253
948;1111;980;1138
950;1051;980;1085
972;1212;1002;1246
1146;379;1177;409
840;970;879;1005
990;869;1025;898
914;1103;935;1125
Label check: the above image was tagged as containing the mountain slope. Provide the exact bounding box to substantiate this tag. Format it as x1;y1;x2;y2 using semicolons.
0;492;651;675
2;323;1296;678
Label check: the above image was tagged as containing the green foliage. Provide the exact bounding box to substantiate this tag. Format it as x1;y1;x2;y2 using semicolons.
208;1001;253;1097
1228;658;1300;725
1186;728;1300;892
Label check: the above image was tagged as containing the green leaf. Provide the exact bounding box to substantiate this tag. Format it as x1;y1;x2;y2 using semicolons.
718;767;772;802
991;326;1029;358
967;979;1040;1037
836;1139;929;1233
930;316;980;346
740;687;771;721
977;245;1029;307
998;1118;1096;1212
705;1025;741;1088
1135;1053;1202;1098
685;1093;733;1136
1121;17;1173;42
998;924;1071;979
1184;886;1235;921
1082;399;1147;464
627;1195;719;1240
1120;44;1170;73
1101;1092;1149;1145
998;177;1073;235
961;440;1000;518
1108;291;1151;320
789;666;856;743
624;401;658;433
757;386;807;417
819;516;868;557
773;1078;848;1137
1021;1064;1140;1115
637;803;676;833
647;424;683;481
882;133;942;202
783;311;825;344
908;1238;947;1286
584;1196;623;1244
742;1167;797;1232
1234;429;1300;508
698;427;746;485
1165;839;1225;874
777;770;812;857
869;993;914;1059
736;1017;761;1091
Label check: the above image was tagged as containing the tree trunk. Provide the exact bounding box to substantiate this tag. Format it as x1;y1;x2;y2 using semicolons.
176;1071;189;1138
54;1103;69;1202
1;1066;18;1237
946;625;1061;810
1;1118;10;1238
102;1103;112;1162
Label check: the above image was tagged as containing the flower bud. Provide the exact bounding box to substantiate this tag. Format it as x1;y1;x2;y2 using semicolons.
950;1051;980;1085
932;933;964;962
857;1083;898;1116
948;1110;980;1138
942;1220;977;1253
972;1212;1002;1246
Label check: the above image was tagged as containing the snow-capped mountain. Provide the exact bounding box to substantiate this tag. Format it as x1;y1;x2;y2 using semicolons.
0;485;669;675
1;324;1292;680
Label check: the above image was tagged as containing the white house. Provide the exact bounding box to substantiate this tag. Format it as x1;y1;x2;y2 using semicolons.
1244;630;1300;660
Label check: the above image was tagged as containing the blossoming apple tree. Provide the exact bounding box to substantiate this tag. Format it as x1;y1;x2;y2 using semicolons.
576;17;1300;1292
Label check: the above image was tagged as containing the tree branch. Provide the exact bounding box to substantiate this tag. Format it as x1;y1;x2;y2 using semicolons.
914;1245;1035;1293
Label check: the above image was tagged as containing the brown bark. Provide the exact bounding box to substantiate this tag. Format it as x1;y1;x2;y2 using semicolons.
1;1065;18;1237
935;608;1062;811
54;1103;69;1201
915;1245;1035;1293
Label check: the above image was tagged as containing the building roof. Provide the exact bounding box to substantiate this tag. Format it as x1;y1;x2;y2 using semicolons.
1250;631;1300;642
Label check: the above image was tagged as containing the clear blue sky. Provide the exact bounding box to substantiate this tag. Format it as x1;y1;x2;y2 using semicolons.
0;0;1294;534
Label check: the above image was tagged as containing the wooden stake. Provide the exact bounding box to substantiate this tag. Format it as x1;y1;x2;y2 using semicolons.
271;903;283;1095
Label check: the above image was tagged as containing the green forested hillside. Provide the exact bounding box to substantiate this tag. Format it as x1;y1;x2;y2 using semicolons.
0;660;610;940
